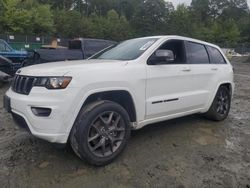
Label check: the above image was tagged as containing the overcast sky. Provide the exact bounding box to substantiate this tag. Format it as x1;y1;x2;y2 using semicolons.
170;0;250;7
170;0;191;7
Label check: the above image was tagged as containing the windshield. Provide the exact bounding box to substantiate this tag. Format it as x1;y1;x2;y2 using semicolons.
91;38;159;60
0;40;12;52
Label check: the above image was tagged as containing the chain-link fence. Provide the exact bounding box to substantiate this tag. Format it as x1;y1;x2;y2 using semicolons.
1;34;250;54
234;44;250;55
0;34;69;50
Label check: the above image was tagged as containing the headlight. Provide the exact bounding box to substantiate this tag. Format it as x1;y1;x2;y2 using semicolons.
46;77;72;89
34;77;72;89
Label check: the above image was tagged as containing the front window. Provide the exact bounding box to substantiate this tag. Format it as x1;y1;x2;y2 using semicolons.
91;38;159;61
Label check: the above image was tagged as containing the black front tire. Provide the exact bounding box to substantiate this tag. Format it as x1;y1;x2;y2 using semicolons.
70;100;131;166
204;86;231;121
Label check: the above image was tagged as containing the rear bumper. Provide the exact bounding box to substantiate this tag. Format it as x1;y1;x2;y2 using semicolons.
4;87;80;143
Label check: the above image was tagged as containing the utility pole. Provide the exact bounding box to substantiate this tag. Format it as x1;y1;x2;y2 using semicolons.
86;0;89;16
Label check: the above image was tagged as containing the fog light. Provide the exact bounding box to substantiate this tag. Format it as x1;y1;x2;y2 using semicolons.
31;107;51;117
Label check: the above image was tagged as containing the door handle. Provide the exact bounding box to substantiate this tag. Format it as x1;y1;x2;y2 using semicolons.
211;67;218;71
182;67;191;72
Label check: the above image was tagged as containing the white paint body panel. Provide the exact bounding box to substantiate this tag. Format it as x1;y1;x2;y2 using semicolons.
5;36;234;143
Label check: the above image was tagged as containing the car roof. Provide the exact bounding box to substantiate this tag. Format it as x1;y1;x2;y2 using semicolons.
134;35;220;49
74;38;116;43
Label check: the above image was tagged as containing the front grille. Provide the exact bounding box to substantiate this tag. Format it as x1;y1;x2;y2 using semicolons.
12;75;36;95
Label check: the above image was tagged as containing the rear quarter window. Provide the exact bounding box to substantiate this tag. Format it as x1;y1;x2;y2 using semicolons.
207;46;227;64
186;42;210;64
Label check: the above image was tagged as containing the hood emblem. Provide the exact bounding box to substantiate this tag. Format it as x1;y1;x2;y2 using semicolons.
17;69;21;74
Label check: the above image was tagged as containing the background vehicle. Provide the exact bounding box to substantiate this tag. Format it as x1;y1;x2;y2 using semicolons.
0;56;16;80
0;38;116;77
28;38;117;64
4;36;234;166
0;39;28;63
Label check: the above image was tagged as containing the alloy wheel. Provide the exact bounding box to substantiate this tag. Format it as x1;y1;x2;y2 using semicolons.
87;111;126;157
216;89;229;116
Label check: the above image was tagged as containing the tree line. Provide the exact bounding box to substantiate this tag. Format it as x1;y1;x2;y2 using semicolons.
0;0;250;46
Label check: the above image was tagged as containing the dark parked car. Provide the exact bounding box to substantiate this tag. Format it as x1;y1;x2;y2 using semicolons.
24;38;116;66
0;39;28;63
0;38;116;77
0;55;16;77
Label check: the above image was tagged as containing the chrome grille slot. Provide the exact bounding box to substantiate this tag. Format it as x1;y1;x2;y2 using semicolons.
12;75;35;95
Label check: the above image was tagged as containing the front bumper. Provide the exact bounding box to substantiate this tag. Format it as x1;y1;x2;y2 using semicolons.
12;112;31;132
4;86;80;143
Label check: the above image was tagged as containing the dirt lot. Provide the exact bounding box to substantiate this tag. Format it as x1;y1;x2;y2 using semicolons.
0;61;249;188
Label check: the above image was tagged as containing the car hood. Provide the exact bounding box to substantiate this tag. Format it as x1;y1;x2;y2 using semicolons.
18;59;126;76
0;50;28;57
14;50;28;55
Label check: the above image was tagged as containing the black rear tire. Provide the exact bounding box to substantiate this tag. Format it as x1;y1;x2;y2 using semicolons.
204;86;231;121
70;100;131;166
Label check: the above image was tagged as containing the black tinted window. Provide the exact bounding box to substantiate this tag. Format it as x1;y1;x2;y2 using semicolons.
207;46;226;64
159;40;186;64
148;40;186;65
186;42;209;64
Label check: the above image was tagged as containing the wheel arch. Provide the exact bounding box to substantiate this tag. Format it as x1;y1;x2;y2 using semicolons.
65;88;138;143
80;90;137;123
217;82;233;96
206;81;233;112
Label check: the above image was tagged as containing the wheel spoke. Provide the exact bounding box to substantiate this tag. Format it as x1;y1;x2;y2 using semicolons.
217;91;228;115
92;124;102;134
114;138;123;142
114;115;121;127
223;103;228;114
107;112;114;124
88;133;100;142
101;139;106;156
115;127;125;132
112;138;123;147
108;115;124;132
109;140;114;153
217;105;221;113
109;136;123;146
100;116;107;125
220;92;223;99
100;112;114;125
91;139;103;152
116;116;125;130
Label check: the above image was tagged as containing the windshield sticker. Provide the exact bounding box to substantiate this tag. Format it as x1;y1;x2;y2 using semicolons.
139;40;155;51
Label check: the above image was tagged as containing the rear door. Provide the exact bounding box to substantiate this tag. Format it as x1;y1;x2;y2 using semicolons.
184;41;217;108
206;45;231;93
206;45;228;73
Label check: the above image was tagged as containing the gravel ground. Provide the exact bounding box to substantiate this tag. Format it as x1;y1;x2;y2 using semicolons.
0;62;249;188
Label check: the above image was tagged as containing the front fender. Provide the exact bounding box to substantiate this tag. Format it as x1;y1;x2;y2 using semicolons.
64;85;141;136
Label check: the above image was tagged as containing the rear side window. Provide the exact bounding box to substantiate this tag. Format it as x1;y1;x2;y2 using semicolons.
186;42;210;64
207;46;226;64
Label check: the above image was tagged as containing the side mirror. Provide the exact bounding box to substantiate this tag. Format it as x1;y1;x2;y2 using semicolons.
155;50;174;61
149;50;175;65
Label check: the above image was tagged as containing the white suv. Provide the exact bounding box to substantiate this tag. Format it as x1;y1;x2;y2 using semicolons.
4;36;234;165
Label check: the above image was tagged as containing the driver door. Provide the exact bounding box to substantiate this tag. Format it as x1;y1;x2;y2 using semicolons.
145;39;207;119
